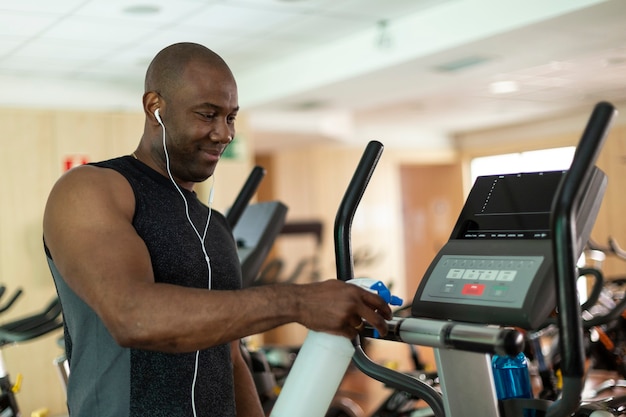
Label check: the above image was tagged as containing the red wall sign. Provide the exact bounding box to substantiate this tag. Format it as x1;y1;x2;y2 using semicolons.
63;155;90;172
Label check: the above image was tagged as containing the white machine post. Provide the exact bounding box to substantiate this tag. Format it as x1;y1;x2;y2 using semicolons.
435;348;500;417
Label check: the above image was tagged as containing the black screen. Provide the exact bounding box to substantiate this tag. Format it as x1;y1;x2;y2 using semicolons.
452;171;565;240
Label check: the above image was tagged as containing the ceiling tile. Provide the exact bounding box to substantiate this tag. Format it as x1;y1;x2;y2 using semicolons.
320;0;452;19
0;12;60;37
43;15;157;44
267;12;372;44
0;0;85;14
10;38;119;61
73;0;213;23
0;54;82;76
225;0;337;13
0;38;24;55
179;3;298;36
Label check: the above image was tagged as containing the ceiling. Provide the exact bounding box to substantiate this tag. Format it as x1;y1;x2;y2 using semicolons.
1;0;625;152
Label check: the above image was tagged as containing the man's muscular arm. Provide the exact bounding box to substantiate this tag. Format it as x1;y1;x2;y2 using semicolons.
43;166;391;353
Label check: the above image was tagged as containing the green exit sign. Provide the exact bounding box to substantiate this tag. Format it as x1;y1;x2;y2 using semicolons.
222;134;245;160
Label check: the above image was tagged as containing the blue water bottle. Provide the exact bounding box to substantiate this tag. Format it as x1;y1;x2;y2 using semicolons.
492;352;534;417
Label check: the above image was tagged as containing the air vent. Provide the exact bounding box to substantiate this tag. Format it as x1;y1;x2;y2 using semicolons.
434;55;493;73
285;100;329;111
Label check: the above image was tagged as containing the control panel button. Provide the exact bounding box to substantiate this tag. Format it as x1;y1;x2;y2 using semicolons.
440;283;456;294
496;270;517;281
446;269;464;279
479;270;498;280
462;283;485;296
463;269;481;280
491;285;509;297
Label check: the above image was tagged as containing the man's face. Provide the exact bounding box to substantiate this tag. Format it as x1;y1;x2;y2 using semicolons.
156;60;239;186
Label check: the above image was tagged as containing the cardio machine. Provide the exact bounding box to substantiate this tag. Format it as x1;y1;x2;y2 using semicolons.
277;101;618;417
0;288;63;417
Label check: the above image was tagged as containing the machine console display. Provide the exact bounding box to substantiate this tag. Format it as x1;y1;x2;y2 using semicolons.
452;171;564;240
412;168;607;329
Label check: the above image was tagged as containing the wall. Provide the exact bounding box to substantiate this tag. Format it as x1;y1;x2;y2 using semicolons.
399;163;465;298
0;107;253;416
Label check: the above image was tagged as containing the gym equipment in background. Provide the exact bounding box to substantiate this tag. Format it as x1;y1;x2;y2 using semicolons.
0;287;63;417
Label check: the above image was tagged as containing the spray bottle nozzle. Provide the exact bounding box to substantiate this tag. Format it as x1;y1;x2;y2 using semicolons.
347;278;403;338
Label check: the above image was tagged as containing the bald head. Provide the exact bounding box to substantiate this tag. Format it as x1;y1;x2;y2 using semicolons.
138;42;239;185
144;42;234;98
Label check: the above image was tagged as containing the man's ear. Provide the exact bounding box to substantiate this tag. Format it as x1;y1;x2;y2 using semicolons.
142;91;161;122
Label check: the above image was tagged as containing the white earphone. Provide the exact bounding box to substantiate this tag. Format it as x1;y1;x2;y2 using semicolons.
153;103;214;417
154;108;163;125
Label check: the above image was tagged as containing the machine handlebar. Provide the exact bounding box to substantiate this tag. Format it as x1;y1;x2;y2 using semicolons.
0;296;63;346
226;165;266;229
548;101;616;417
365;317;524;357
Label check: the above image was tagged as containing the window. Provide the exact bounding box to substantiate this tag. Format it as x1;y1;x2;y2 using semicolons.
470;146;576;186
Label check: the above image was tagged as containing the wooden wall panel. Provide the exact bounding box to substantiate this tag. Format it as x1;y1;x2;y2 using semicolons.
399;163;464;295
590;126;626;277
1;108;73;415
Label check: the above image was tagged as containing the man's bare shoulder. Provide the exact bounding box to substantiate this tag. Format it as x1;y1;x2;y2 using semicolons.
44;163;136;229
51;163;133;198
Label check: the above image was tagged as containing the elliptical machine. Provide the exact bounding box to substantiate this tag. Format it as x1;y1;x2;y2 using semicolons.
273;101;621;417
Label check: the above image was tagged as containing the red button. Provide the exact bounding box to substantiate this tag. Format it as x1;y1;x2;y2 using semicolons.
462;283;485;296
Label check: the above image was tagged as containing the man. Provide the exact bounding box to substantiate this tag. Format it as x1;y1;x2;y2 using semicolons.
43;42;392;417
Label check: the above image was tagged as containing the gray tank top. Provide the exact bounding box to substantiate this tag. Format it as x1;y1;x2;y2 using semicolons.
46;156;242;416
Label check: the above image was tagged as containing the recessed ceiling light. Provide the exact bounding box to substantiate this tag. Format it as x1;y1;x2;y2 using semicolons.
489;80;519;95
123;5;161;15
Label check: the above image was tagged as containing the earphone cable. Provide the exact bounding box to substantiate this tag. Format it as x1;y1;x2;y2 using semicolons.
159;121;213;417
